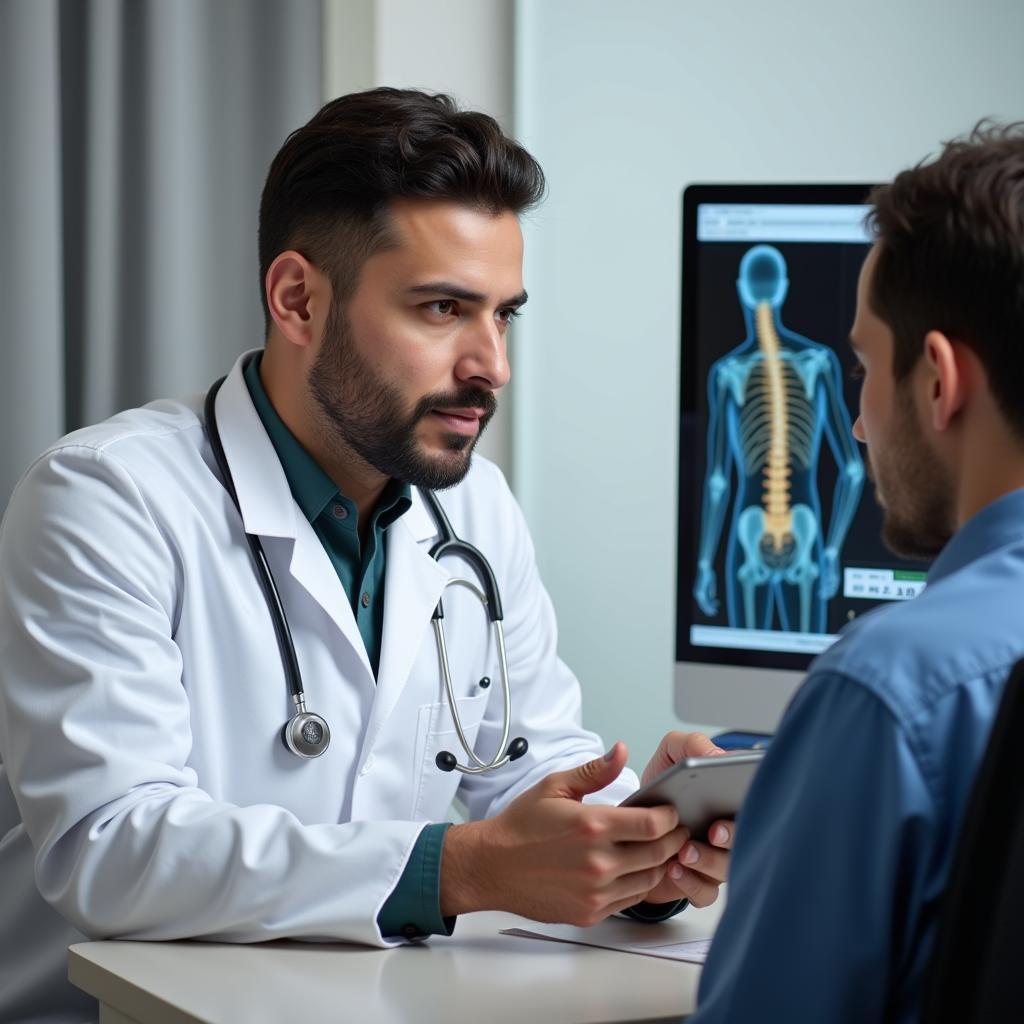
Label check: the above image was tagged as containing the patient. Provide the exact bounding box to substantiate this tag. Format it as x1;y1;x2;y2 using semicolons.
690;122;1024;1023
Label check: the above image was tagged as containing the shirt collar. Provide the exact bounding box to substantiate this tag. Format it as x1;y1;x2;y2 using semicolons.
927;486;1024;585
374;479;413;531
243;352;411;528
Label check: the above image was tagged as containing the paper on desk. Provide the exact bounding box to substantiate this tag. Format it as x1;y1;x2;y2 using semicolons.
499;922;711;964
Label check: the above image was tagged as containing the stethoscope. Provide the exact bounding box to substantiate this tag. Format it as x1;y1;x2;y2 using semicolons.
204;371;528;774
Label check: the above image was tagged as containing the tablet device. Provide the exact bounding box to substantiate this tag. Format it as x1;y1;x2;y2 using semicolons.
619;750;765;840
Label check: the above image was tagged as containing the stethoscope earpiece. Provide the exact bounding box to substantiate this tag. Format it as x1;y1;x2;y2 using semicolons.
506;737;529;762
435;736;528;773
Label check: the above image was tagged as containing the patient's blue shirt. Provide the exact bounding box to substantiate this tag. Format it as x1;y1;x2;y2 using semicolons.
692;487;1024;1023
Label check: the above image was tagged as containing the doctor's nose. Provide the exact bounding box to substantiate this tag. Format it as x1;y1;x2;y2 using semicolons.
852;415;866;443
456;318;511;391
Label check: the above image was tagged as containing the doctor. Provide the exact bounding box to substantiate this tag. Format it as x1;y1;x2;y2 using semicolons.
0;88;731;1023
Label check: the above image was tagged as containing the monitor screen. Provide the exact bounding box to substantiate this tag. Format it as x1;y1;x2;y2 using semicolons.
675;184;931;731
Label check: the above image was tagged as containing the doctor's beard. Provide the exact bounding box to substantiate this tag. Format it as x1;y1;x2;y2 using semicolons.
308;306;497;490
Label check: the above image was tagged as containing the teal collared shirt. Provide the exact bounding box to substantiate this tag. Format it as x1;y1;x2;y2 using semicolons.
244;353;452;940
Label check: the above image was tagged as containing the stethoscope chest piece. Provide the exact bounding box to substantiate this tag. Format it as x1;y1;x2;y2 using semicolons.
283;706;331;758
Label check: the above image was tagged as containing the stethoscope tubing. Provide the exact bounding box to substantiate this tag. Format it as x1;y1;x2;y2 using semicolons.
205;377;306;705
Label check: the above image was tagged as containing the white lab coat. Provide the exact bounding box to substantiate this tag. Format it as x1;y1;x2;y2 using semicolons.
0;352;636;1023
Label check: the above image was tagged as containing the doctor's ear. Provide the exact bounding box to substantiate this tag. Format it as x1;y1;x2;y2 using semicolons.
265;251;332;349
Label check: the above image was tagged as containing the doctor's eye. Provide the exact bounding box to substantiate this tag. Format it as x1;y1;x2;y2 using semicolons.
425;299;459;318
848;362;865;381
495;307;522;327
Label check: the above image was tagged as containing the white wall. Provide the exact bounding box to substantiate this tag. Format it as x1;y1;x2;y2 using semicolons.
513;0;1024;769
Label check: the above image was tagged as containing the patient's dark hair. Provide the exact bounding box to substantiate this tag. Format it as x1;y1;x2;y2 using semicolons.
867;121;1024;436
258;88;546;332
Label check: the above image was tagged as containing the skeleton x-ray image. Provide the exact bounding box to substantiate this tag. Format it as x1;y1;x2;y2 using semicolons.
693;245;865;633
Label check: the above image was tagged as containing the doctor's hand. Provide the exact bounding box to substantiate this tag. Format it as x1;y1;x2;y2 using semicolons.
440;742;688;927
639;731;734;908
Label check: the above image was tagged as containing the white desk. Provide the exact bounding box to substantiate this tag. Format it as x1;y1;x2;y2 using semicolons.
69;900;723;1024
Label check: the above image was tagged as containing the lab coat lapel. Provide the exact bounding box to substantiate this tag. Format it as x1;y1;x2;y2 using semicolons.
211;352;374;683
212;353;294;541
287;525;374;682
366;489;449;744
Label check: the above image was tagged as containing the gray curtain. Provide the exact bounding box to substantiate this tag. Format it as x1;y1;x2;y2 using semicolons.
0;0;324;509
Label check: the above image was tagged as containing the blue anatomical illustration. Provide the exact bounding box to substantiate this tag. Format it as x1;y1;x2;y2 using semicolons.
694;245;865;633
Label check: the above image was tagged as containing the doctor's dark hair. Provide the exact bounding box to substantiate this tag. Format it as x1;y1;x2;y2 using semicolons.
257;88;546;331
867;121;1024;437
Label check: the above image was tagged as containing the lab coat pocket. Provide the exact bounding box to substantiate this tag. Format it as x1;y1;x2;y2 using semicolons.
410;692;490;820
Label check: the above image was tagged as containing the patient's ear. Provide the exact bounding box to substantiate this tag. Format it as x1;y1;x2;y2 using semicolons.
265;251;331;349
923;330;968;432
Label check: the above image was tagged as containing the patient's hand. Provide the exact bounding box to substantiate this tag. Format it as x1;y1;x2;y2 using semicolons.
639;731;733;908
643;817;733;907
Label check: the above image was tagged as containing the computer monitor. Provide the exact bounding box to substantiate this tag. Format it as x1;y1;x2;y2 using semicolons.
676;184;931;733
